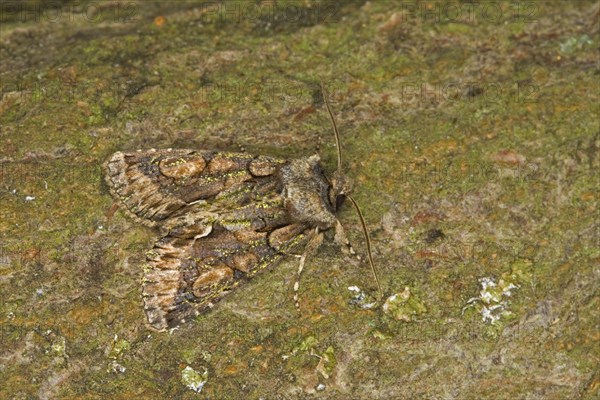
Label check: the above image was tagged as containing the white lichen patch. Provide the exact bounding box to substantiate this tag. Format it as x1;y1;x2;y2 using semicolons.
108;335;130;359
50;336;66;357
110;361;126;374
315;346;336;380
282;335;318;360
464;277;520;324
382;287;427;322
181;366;208;393
347;286;378;310
107;335;130;373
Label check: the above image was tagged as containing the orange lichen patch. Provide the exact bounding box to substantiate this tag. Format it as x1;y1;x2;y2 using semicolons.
223;363;243;376
21;247;41;262
59;65;78;82
491;150;526;166
0;375;28;398
159;156;206;178
378;12;403;34
310;313;325;323
553;262;573;283
67;302;108;326
154;15;165;27
586;376;600;396
105;202;119;220
580;192;595;201
286;327;300;336
250;345;264;353
292;105;316;122
423;138;459;157
411;210;442;225
415;249;442;259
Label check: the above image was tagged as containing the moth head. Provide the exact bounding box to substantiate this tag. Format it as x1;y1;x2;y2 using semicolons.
330;170;353;211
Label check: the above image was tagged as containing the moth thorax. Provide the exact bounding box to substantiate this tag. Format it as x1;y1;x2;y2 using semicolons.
279;156;337;230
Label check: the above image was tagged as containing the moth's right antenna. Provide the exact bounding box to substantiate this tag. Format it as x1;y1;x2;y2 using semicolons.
320;82;343;171
347;195;383;298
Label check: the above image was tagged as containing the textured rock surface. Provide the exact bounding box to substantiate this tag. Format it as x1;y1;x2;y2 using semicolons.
0;1;598;398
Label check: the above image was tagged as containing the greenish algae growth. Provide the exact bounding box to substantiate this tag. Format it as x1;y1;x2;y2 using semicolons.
382;286;428;322
181;365;209;393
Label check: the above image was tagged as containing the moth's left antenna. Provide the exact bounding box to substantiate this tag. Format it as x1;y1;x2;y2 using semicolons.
321;82;342;171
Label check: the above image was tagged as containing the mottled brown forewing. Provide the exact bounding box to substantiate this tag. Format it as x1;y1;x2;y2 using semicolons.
105;149;311;331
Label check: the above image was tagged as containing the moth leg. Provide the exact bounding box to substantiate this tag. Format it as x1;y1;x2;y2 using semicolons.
334;220;362;261
293;227;324;311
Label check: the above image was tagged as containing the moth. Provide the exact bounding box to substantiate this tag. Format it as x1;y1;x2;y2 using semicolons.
104;86;381;331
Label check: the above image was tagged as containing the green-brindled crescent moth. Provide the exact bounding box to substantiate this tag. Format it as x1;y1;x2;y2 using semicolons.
104;85;381;331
